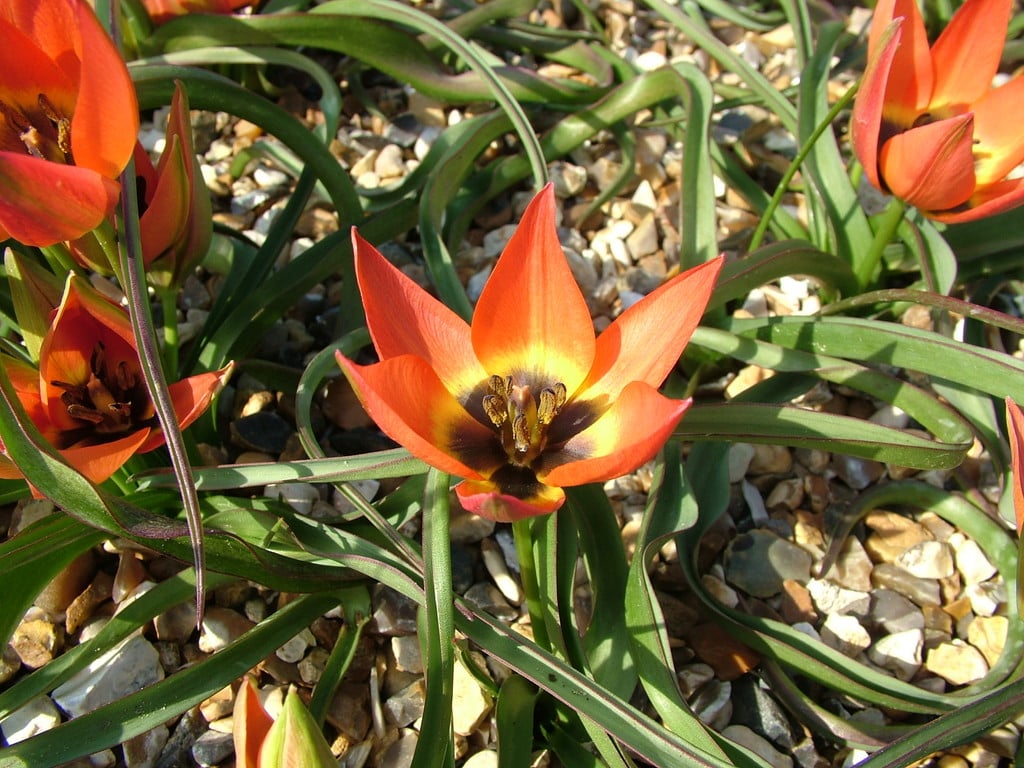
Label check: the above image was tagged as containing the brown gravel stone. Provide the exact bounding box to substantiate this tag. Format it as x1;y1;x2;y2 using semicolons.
687;623;760;681
12;619;64;669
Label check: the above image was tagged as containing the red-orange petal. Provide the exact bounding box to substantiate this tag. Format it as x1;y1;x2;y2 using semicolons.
577;256;722;406
137;365;232;454
62;428;152;485
455;478;565;522
336;352;502;479
70;0;139;179
870;0;933;119
472;184;595;395
970;77;1024;186
539;382;689;488
353;230;486;402
1006;398;1024;533
0;17;75;132
929;175;1024;224
879;114;976;212
140;136;190;265
0;154;118;246
851;18;902;190
929;0;1011;114
232;677;274;768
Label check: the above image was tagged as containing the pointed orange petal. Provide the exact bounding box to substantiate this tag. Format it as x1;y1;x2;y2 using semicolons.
62;428;152;485
970;77;1024;185
1;356;60;445
69;0;138;179
577;256;721;406
232;677;274;768
336;352;502;479
0;17;75;126
1006;398;1024;534
137;365;231;454
472;184;595;395
455;477;565;522
869;0;933;119
140;136;190;265
0;154;117;246
929;175;1024;224
851;18;902;190
929;0;1011;113
353;230;485;401
879;114;976;212
539;382;689;488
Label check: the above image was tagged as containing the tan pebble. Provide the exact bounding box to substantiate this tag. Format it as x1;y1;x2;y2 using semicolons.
780;579;817;624
925;640;988;686
12;619;63;668
967;615;1008;668
863;510;933;562
200;685;234;723
481;539;522;605
35;550;97;617
65;570;113;635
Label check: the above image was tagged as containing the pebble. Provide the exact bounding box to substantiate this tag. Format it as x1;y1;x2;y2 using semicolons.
481;538;522;605
0;643;21;684
896;541;955;579
925;640;989;686
327;683;372;742
692;679;733;728
384;679;426;727
0;695;61;744
276;627;315;663
805;579;870;618
820;614;871;657
462;751;498;768
391;636;424;675
963;581;1006;617
869;589;925;635
728;443;756;482
448;509;496;544
229;411;294;454
298;647;329;684
199;607;255;653
11;618;63;669
867;628;923;681
724;529;813;598
831;455;885;490
678;663;715;697
191;728;234;767
372;586;420;636
826;537;874;592
967;615;1007;667
463;583;518;623
748;444;793;475
264;482;320;516
863;511;932;562
871;563;941;607
452;654;493;736
52;635;164;717
730;676;795;750
380;730;418;768
954;539;997;584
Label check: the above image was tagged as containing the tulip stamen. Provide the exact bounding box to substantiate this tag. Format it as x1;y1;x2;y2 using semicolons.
37;94;73;161
483;374;566;467
52;343;148;439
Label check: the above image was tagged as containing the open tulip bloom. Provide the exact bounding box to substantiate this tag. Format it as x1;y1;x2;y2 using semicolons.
337;184;722;522
0;275;230;487
852;0;1024;223
0;0;138;246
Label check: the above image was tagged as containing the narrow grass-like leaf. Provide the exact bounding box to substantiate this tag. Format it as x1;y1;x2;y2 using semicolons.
309;587;372;725
496;676;538;768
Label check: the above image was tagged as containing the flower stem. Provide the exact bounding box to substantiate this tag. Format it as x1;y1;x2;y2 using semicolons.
159;286;179;383
512;517;551;651
856;196;907;289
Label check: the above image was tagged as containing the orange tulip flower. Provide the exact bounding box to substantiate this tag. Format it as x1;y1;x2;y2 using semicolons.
337;184;722;522
0;0;138;246
0;275;230;486
852;0;1024;223
142;0;254;25
136;82;213;288
1006;398;1024;534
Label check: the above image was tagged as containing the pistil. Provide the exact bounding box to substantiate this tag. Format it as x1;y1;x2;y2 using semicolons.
482;375;566;466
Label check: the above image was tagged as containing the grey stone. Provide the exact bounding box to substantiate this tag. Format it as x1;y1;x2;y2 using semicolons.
721;725;793;768
871;563;941;607
868;629;923;681
52;635;164;717
123;724;169;768
806;579;870;618
371;585;419;636
230;411;293;454
463;583;518;622
870;589;925;635
191;729;234;768
384;679;426;727
730;676;795;750
0;695;61;744
724;530;813;598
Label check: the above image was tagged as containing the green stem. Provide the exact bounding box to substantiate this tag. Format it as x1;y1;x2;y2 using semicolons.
512;517;551;651
158;286;179;383
856;196;907;288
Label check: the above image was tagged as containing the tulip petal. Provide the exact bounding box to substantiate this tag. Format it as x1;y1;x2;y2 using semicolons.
336;352;503;479
232;677;274;768
879;114;976;212
539;381;689;487
139;136;190;265
62;428;152;485
869;0;933;119
70;0;138;179
353;230;486;402
852;18;902;191
0;17;76;137
472;184;595;396
137;366;232;453
929;175;1024;224
0;153;117;246
929;0;1012;114
455;475;565;522
1006;398;1024;534
970;77;1024;186
577;257;722;406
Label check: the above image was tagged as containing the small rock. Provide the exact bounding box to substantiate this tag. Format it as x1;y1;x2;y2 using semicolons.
692;679;733;729
462;751;498;768
677;663;715;697
0;643;21;684
154;600;199;644
730;676;795;750
779;579;817;624
925;640;988;685
688;623;760;681
963;581;1006;617
831;455;884;490
229;411;293;454
868;628;923;681
264;482;320;516
805;579;870;618
372;585;420;636
820;614;871;657
765;478;803;511
463;583;518;623
864;511;932;562
326;683;372;742
0;695;61;744
481;538;522;605
199;686;234;723
191;729;234;767
748;444;793;475
452;654;493;735
380;730;418;768
299;647;329;685
391;636;423;675
869;589;925;635
52;635;164;717
967;615;1008;668
11;619;63;669
35;551;97;617
701;574;739;609
276;628;315;663
448;508;496;544
199;607;255;653
383;679;425;727
896;541;955;579
826;537;874;592
727;443;756;483
954;539;997;585
549;161;588;197
871;563;941;606
724;530;813;598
